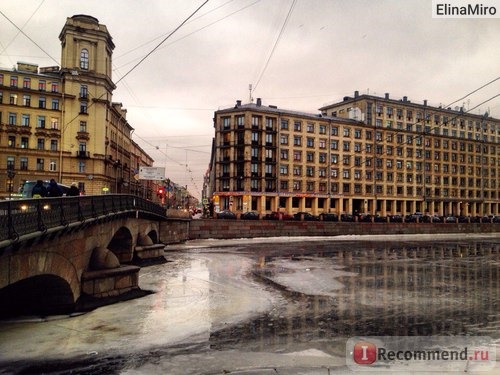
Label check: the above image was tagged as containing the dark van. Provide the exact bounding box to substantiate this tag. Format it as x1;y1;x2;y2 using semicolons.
20;181;70;198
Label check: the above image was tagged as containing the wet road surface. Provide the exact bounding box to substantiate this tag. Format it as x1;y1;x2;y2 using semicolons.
0;234;498;374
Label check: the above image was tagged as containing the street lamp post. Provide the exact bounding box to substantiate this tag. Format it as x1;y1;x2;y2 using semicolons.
7;168;16;200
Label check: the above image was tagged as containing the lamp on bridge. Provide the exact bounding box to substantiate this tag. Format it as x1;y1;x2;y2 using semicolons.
7;167;16;200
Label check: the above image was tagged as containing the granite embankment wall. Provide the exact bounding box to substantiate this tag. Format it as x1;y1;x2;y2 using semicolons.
160;219;499;243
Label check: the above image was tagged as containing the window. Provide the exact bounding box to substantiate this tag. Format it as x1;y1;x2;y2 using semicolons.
20;157;28;171
280;149;288;160
331;126;338;136
7;156;15;170
80;49;89;69
10;76;18;87
8;112;17;125
10;94;17;104
222;117;230;129
22;114;30;126
80;121;87;132
50;140;58;151
23;95;31;106
280;165;288;175
37;138;45;150
343;127;350;137
306;152;314;162
51;118;59;129
293;136;301;146
38;80;46;91
293;166;302;176
306;167;314;177
39;97;46;108
78;161;86;173
306;137;314;147
80;101;88;114
281;119;289;130
8;136;15;147
265;133;274;145
307;123;314;133
294;121;302;131
51;82;58;92
37;116;46;128
49;160;57;172
236;115;244;127
36;158;44;171
51;99;59;110
293;151;301;161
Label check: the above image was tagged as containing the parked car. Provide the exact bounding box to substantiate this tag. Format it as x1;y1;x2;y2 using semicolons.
293;212;318;221
444;216;457;223
20;180;70;198
389;214;404;223
340;214;354;222
319;213;339;222
217;210;236;219
264;211;294;220
241;211;259;220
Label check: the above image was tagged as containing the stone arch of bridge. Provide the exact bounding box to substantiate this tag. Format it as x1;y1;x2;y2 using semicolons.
107;226;134;263
0;251;80;317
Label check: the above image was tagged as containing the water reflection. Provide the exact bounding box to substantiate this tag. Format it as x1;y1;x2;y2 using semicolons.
211;240;499;351
0;238;497;374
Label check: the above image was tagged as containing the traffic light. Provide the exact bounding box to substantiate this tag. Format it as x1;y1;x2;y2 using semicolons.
157;187;165;197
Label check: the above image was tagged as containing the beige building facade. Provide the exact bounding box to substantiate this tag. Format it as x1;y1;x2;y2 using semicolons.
211;95;499;218
0;15;155;198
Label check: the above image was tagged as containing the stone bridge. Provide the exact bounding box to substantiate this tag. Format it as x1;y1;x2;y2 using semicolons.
0;195;172;317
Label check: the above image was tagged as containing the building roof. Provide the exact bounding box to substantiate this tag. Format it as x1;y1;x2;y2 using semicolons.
319;93;498;122
217;100;362;125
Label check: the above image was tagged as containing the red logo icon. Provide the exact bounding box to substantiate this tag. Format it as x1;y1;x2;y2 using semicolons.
353;341;377;364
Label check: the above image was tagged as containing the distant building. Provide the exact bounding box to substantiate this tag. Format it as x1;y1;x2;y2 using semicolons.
0;15;155;198
209;94;499;217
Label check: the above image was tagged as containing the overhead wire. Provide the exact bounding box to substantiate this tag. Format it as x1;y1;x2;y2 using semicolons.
0;6;59;66
115;0;210;85
252;0;297;92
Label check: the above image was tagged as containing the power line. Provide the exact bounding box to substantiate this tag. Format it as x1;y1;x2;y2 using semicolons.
114;0;260;71
0;6;59;67
115;0;210;85
253;0;297;92
114;0;237;61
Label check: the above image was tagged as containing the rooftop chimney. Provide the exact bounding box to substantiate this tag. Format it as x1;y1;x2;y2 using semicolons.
385;93;390;99
236;100;241;107
403;96;408;102
424;100;428;106
256;98;262;106
354;90;359;98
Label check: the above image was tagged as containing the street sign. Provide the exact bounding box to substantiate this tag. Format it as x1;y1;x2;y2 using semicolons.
138;166;165;180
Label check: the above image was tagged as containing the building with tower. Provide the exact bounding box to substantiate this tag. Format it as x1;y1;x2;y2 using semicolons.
0;15;155;198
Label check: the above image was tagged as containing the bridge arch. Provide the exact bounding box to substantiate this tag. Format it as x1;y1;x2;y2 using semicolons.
107;226;134;263
0;274;74;317
0;251;80;317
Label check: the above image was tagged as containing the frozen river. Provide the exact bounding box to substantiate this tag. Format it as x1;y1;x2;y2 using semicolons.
0;234;498;374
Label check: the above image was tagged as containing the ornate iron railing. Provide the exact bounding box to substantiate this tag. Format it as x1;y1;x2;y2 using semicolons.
0;195;166;243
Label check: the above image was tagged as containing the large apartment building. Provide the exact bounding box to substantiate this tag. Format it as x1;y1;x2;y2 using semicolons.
210;94;499;217
0;15;155;198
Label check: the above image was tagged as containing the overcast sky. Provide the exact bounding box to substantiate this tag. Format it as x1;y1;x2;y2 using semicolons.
1;0;499;199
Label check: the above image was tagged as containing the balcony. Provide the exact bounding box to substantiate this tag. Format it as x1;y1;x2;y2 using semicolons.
76;131;90;141
76;151;90;158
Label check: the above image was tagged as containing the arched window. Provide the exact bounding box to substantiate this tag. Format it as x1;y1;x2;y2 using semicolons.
80;49;89;70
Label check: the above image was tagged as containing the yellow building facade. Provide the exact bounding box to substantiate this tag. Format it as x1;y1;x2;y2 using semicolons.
211;96;499;217
0;15;155;198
